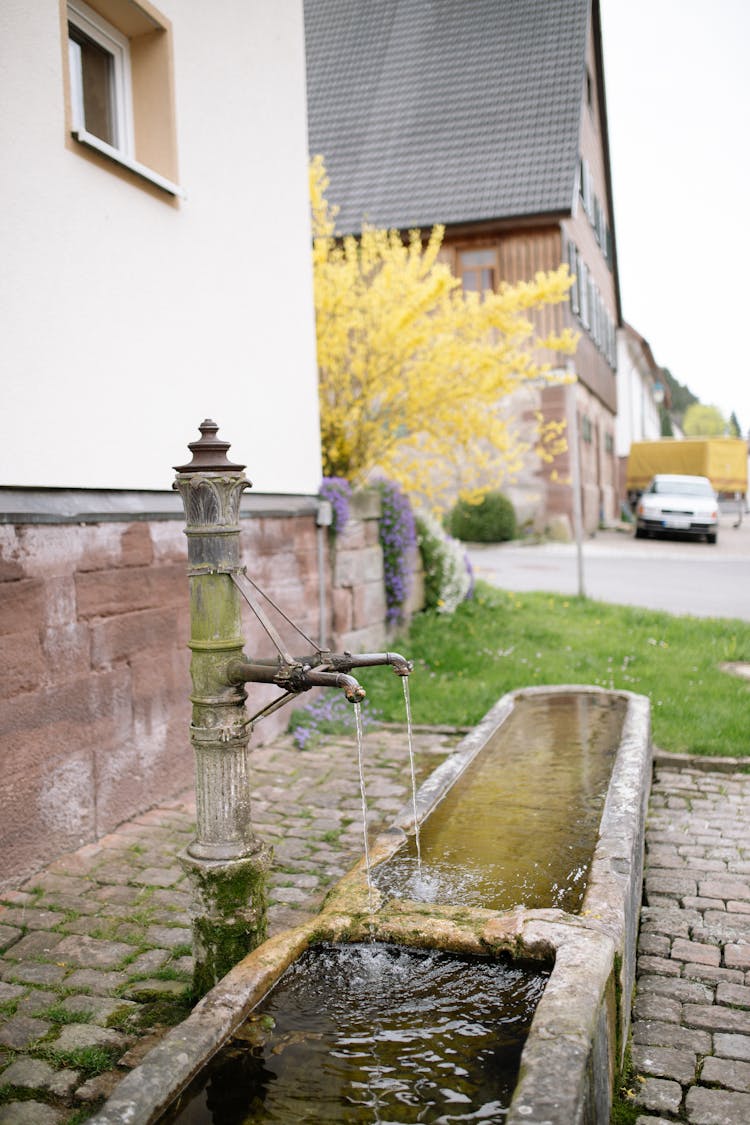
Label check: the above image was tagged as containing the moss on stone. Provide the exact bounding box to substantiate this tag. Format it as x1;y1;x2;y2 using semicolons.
183;852;270;996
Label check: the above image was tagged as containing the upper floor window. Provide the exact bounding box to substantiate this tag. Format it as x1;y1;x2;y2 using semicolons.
578;157;613;269
567;241;580;316
578;258;590;329
458;249;497;293
65;0;181;198
68;1;133;155
579;158;592;218
565;239;617;370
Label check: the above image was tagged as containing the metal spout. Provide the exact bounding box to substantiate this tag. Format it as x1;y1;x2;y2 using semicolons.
224;648;412;727
320;651;414;677
226;658;366;706
304;668;367;702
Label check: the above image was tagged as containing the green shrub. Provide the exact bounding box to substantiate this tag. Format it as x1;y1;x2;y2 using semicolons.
447;492;516;542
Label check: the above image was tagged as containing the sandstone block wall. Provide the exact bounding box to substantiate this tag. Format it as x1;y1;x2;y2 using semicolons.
0;518;190;891
331;490;386;651
0;493;391;889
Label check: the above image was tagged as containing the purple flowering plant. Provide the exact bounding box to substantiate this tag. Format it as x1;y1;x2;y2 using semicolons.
289;691;380;750
376;478;417;626
319;476;352;535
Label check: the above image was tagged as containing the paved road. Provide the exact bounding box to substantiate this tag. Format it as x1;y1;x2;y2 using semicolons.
468;508;750;622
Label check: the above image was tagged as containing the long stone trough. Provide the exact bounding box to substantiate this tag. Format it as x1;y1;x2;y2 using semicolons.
90;684;652;1124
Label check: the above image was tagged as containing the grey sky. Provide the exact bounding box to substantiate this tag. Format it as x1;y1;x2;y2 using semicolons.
600;0;750;434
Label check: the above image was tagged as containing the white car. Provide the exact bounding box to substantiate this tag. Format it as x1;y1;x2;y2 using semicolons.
635;474;719;544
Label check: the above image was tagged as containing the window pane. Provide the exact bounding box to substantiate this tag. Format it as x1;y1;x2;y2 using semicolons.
460;267;496;293
70;26;115;146
459;250;496;268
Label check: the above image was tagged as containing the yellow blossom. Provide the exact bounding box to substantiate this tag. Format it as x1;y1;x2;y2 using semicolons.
310;157;578;508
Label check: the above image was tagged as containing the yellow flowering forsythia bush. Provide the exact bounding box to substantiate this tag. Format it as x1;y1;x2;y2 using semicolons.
311;156;577;509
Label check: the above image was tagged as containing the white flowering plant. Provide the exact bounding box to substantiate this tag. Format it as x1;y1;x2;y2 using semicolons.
416;512;473;614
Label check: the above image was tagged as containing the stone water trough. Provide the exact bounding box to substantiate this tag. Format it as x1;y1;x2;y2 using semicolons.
90;684;652;1124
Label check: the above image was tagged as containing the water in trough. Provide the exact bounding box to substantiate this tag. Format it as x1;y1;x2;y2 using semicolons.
162;691;629;1123
165;943;549;1123
375;692;626;912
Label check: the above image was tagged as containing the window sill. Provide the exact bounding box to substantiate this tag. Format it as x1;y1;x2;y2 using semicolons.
72;128;184;198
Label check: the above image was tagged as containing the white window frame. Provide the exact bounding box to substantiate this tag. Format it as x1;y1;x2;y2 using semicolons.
579;257;589;329
567;240;580;316
68;0;134;155
67;0;182;197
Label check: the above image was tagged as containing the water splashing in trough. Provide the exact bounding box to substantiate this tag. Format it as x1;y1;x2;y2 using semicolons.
165;944;548;1123
402;676;423;880
354;701;376;916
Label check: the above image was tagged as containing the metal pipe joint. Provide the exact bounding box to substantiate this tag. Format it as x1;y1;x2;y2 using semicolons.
225;649;413;710
225;658;366;703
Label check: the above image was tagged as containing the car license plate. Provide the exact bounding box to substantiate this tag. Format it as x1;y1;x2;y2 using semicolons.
664;517;691;529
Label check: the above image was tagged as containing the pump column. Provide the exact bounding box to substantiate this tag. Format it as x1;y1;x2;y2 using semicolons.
173;420;272;995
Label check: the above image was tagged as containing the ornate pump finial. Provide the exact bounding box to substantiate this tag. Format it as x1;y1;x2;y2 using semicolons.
173;418;247;474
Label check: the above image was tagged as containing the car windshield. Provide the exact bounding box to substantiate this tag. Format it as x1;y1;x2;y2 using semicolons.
649;479;714;497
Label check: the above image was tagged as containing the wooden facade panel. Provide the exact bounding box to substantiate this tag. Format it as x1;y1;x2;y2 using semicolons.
446;226;568;368
444;225;617;405
496;227;561;283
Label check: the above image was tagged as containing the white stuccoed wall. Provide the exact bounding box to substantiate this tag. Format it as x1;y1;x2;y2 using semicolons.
0;0;321;493
615;331;662;456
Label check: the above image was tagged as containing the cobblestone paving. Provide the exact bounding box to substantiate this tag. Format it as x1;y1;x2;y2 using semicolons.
3;742;750;1124
0;727;457;1123
634;765;750;1125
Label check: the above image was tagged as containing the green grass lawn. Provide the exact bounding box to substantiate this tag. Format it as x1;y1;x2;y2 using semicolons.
357;583;750;757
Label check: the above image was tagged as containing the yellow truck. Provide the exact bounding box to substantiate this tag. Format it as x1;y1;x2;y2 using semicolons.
626;438;748;504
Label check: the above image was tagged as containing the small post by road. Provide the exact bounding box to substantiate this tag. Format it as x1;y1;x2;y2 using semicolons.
567;378;586;598
733;491;743;529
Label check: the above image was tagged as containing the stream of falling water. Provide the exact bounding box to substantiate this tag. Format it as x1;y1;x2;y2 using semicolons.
353;701;376;918
402;677;423;879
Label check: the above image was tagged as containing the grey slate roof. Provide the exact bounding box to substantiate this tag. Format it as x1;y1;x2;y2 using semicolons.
305;0;590;234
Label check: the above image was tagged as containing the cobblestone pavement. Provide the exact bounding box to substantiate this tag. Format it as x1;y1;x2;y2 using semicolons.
2;740;750;1123
0;727;457;1123
633;764;750;1125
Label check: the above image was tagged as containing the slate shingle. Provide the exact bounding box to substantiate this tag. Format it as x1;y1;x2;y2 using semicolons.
305;0;589;233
